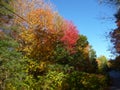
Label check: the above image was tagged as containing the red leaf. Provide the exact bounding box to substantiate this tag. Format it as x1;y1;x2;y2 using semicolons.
61;20;79;53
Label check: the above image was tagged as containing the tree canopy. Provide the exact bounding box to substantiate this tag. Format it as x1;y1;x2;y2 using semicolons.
0;0;110;89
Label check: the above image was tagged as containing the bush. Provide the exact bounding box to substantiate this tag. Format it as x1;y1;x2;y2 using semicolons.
66;71;108;90
23;70;67;90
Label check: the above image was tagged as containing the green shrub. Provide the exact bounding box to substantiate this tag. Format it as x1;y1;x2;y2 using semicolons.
66;71;108;90
23;70;67;90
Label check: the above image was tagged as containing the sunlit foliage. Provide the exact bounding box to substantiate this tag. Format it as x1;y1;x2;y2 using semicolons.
0;0;110;89
61;20;79;53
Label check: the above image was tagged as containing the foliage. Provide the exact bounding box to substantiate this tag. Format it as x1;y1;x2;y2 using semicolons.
0;0;110;90
60;20;79;53
108;5;120;55
22;64;109;90
11;0;54;27
108;56;120;70
53;44;71;64
18;9;59;61
89;46;98;73
15;0;65;62
0;34;27;90
75;35;89;60
109;28;120;55
23;64;68;90
97;55;108;73
0;0;13;16
71;35;93;72
0;0;14;27
89;46;97;61
53;34;93;72
41;71;67;90
66;71;108;90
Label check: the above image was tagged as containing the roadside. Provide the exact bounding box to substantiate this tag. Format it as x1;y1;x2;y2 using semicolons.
109;70;120;90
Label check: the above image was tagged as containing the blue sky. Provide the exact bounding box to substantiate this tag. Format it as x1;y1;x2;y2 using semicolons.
51;0;117;59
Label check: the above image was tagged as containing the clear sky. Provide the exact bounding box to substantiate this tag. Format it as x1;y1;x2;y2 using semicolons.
50;0;117;59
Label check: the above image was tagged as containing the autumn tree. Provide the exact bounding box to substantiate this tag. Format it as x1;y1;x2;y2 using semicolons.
109;9;120;55
52;20;79;66
11;0;56;59
0;0;110;89
99;0;120;55
89;46;98;72
10;0;69;78
19;9;55;60
11;0;54;27
107;9;120;72
108;55;120;70
69;35;92;72
60;20;79;53
97;55;108;73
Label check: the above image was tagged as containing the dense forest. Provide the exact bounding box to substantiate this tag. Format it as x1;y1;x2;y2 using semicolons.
0;0;120;90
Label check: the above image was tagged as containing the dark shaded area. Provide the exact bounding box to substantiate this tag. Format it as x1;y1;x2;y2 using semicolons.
109;70;120;90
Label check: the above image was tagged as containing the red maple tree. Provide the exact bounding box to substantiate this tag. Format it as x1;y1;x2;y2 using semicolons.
61;20;79;53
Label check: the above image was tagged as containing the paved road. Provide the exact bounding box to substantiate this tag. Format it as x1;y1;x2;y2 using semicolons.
109;70;120;90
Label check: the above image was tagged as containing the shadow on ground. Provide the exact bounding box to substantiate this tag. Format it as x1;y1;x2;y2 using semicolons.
109;70;120;90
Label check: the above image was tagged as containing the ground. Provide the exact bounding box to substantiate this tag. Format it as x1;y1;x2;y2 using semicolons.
109;70;120;90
